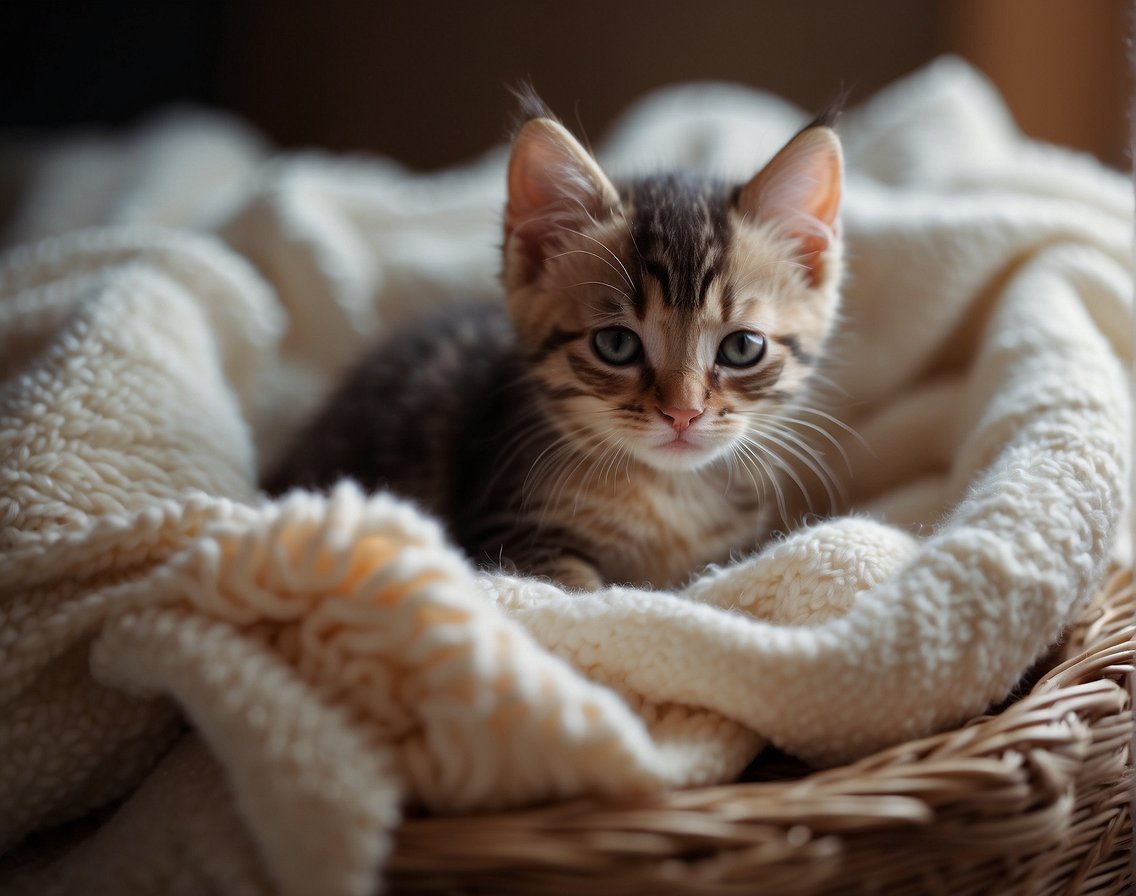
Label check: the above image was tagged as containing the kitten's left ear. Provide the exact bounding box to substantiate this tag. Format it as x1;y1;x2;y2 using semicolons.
737;125;843;287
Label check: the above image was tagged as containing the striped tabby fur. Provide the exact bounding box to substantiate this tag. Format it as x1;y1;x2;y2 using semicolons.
267;102;844;590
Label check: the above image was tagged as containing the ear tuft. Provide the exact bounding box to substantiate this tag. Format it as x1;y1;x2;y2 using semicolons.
508;81;558;131
737;125;843;287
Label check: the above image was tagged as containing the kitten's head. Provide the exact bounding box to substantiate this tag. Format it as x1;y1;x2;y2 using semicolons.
502;103;843;474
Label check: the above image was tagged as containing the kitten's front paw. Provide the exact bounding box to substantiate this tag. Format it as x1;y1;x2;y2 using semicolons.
539;556;605;592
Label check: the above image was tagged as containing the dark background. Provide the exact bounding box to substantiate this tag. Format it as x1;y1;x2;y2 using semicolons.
1;0;1129;170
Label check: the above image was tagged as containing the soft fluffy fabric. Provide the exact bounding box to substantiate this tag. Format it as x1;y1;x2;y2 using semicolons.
0;59;1130;895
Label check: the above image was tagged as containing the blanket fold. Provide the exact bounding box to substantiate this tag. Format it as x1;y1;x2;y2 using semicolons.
0;58;1130;895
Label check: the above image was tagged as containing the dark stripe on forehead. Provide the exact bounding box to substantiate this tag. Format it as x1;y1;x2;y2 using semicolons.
773;334;817;367
628;286;647;319
698;263;719;305
642;259;672;304
623;173;731;311
719;282;735;322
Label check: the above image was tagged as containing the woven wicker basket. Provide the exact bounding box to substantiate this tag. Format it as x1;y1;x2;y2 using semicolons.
388;570;1134;895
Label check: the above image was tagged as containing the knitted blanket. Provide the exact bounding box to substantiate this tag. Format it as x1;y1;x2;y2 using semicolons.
0;59;1130;895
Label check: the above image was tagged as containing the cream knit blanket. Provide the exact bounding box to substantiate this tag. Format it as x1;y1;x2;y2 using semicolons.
0;59;1130;895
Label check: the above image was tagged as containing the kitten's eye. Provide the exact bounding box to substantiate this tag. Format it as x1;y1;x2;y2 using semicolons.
717;330;767;367
592;327;642;366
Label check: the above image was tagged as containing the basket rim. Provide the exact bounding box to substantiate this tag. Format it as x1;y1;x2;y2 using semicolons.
387;569;1134;894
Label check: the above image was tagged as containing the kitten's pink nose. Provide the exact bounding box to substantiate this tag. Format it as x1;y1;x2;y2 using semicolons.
660;406;704;432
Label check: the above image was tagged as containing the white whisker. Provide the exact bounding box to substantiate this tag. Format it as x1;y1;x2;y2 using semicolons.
755;426;842;512
562;280;633;303
741;434;809;518
752;411;853;476
555;225;636;290
790;405;871;453
728;446;764;502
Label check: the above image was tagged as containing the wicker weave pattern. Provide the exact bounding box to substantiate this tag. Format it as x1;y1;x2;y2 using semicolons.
389;571;1134;894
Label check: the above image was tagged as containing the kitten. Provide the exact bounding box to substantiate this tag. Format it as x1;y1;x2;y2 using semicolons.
265;98;844;591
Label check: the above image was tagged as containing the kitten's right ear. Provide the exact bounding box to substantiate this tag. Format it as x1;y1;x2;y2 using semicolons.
505;119;619;283
737;125;843;288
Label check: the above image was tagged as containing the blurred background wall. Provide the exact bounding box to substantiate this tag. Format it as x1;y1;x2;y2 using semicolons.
1;0;1130;170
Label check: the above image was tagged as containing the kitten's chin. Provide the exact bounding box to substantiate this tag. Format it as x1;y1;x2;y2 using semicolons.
634;438;730;473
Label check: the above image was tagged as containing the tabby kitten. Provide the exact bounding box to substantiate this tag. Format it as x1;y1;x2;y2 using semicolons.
266;99;844;591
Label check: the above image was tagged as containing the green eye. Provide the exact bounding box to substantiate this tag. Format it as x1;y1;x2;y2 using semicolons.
717;330;766;367
592;327;642;366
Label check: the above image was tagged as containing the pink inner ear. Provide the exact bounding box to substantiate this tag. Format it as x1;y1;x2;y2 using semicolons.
757;138;842;230
505;140;564;238
504;149;568;280
739;127;843;286
794;231;832;287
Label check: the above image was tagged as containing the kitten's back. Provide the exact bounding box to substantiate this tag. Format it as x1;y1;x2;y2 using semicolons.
264;303;522;526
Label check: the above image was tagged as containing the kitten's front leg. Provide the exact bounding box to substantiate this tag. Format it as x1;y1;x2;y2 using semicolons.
531;553;605;591
470;526;606;590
